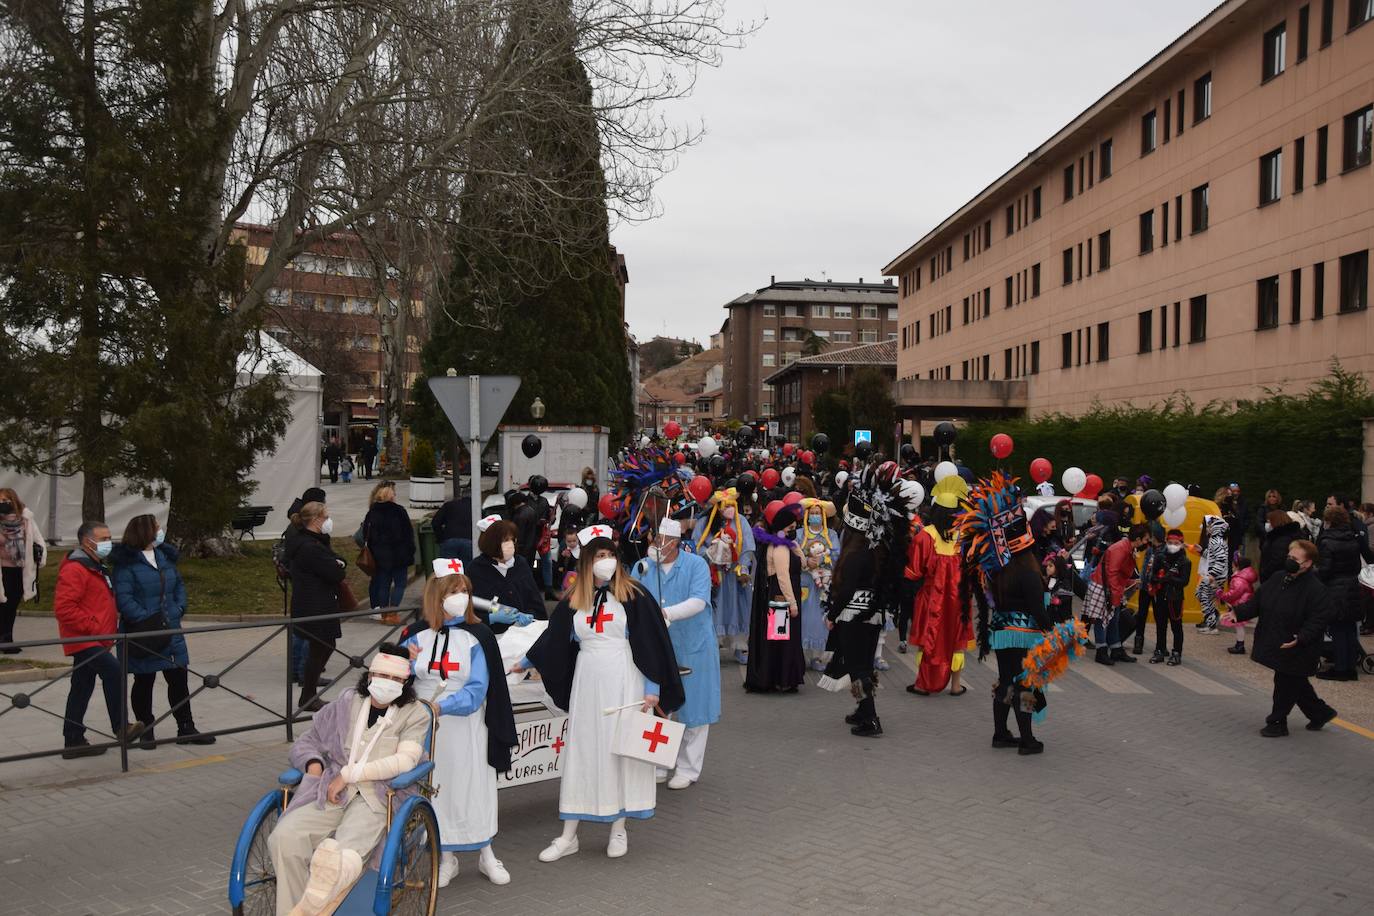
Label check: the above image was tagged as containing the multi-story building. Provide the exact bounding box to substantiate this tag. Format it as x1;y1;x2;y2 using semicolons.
722;278;898;422
764;340;897;441
883;0;1374;424
639;348;723;436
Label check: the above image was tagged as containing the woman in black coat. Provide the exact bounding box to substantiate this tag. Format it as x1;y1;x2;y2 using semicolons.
466;519;545;635
1228;538;1337;737
1315;506;1373;681
1258;510;1303;582
362;481;415;609
284;501;347;711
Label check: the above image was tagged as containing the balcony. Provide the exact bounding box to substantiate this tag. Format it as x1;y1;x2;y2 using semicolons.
893;378;1029;413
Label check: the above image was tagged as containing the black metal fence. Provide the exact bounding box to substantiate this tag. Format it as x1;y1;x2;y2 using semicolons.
0;606;420;773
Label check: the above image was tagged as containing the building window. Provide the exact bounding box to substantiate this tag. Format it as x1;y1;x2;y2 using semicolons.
1096;322;1110;362
1352;0;1374;30
761;402;771;416
1257;275;1281;329
1138;310;1153;353
1321;0;1335;44
762;328;775;342
1316;125;1329;183
1032;186;1042;219
1004;348;1013;378
812;304;830;318
1314;261;1326;319
1139;210;1155;254
1098;230;1111;270
1141;110;1157;155
782;351;799;365
1294;136;1306;192
1160;304;1169;350
962;297;970;325
1343;104;1373;171
762;353;776;367
1298;5;1310;60
1063;164;1074;201
983;220;992;249
781;328;802;342
1031;263;1041;297
783;305;801;318
833;330;852;343
860;305;878;319
1161;202;1169;247
1189;295;1208;342
1260;149;1283;205
1340;250;1369;312
887;307;898;321
1191;184;1209;232
1177;89;1186;134
886;332;897;342
1005;205;1015;236
1031;340;1040;374
834;305;852;319
1062;248;1073;285
1194;72;1212;122
813;328;830;339
1005;276;1014;308
1262;22;1287;81
763;303;776;316
1164;98;1172;143
963;234;971;262
1098;139;1114;180
1292;269;1303;323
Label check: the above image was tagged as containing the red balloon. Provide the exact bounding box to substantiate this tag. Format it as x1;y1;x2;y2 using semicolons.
800;450;815;466
663;420;682;439
597;493;620;520
782;491;804;506
1029;457;1053;484
760;468;780;489
673;451;687;465
990;433;1014;460
781;443;796;457
688;475;713;503
742;469;759;480
1081;474;1104;499
763;499;787;525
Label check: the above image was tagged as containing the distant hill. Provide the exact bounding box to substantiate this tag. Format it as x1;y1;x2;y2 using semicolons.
638;335;704;375
643;348;722;401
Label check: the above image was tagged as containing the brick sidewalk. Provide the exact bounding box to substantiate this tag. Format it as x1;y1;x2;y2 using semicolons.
2;634;1371;915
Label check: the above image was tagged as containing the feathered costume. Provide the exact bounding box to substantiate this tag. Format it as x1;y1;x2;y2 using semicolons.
606;447;699;564
906;475;970;693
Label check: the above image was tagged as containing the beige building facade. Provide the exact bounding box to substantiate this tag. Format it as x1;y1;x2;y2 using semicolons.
883;0;1374;418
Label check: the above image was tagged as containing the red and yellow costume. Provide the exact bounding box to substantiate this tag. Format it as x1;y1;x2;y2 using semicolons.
906;476;971;693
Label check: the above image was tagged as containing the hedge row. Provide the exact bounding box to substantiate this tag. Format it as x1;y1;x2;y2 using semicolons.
950;365;1370;504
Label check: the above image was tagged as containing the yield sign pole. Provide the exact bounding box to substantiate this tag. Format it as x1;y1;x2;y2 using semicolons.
427;374;521;542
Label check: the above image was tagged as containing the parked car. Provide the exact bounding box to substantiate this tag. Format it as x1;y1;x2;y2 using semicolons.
1022;495;1097;531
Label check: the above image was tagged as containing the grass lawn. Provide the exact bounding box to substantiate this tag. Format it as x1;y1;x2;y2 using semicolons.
0;657;66;670
32;538;388;617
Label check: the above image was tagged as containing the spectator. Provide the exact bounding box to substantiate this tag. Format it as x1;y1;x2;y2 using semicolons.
1226;539;1337;737
579;467;600;516
362;482;415;610
358;435;378;481
1087;523;1147;665
1360;504;1374;636
507;491;541;566
285;501;348;711
1315;506;1372;682
467;518;545;634
1259;510;1304;582
111;514;214;747
431;490;473;567
281;487;328;687
0;487;47;653
1225;483;1248;558
1254;489;1283;539
323;436;342;484
56;521;143;757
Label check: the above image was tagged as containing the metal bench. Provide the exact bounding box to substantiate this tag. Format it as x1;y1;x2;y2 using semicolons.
230;505;273;540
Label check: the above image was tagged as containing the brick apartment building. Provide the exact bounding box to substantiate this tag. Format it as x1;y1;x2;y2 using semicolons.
883;0;1374;426
721;278;899;422
764;340;897;441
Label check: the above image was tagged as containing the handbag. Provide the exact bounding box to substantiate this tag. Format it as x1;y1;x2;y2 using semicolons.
337;578;359;612
126;566;174;660
356;545;376;577
612;707;685;767
766;600;792;641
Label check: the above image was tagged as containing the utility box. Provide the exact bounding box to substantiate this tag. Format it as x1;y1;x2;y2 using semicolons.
498;425;610;493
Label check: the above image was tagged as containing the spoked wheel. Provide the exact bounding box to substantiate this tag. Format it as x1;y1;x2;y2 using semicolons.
235;800;282;916
387;803;439;916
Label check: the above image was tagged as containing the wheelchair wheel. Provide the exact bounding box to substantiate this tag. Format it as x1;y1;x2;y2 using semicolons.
378;798;439;916
231;790;285;916
1362;653;1374;676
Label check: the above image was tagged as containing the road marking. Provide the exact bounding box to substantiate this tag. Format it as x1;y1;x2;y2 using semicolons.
1333;718;1374;741
1140;663;1240;695
141;754;230;773
1070;662;1152;694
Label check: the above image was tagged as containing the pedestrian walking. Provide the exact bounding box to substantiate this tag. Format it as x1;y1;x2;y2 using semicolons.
323;436;342;484
1314;506;1372;682
111;514;214;747
55;521;143;757
1223;539;1338;737
1217;557;1257;654
0;488;47;653
285;501;348;711
361;482;415;610
358;436;377;481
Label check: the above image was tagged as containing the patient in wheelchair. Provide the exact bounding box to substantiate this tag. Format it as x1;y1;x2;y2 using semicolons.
268;644;430;916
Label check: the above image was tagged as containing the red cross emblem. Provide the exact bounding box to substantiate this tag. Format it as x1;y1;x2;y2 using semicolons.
585;609;614;634
551;736;565;754
642;721;670;753
444;559;463;575
428;654;461;678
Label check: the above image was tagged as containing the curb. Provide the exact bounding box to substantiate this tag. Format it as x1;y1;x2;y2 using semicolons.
0;662;72;685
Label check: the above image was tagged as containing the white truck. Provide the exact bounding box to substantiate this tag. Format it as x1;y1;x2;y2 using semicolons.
496;424;610;493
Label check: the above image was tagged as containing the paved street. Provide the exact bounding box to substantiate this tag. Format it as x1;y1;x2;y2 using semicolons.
2;631;1371;916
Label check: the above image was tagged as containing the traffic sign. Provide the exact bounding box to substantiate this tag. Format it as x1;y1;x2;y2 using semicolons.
854;429;872;445
767;421;780;438
427;375;521;442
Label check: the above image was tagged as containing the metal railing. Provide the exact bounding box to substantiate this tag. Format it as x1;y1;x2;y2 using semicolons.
0;606;420;773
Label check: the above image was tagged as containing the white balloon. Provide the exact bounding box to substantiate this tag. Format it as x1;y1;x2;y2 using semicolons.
565;487;588;510
1162;505;1188;528
834;471;849;488
899;479;925;506
639;435;650;448
781;466;797;486
1062;467;1086;494
1163;483;1188;510
696;436;718;458
934;461;958;483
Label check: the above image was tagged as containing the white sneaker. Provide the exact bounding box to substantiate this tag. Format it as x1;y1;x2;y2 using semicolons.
606;829;628;858
437;852;458;888
1198;625;1219;635
538;836;579;863
654;769;668;784
667;774;693;790
478;855;511;886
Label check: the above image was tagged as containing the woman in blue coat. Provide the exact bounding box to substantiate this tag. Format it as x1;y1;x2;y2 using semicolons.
112;514;214;747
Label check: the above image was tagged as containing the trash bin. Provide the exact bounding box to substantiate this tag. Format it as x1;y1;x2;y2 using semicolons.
417;517;437;579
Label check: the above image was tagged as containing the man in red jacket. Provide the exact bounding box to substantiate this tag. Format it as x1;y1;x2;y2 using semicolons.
56;521;139;758
1089;523;1149;665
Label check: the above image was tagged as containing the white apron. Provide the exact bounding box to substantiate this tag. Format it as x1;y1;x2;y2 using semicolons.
559;595;656;821
410;624;498;850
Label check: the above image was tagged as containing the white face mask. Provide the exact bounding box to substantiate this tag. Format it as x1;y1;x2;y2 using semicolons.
1166;543;1182;554
501;541;516;561
592;557;618;581
320;517;334;536
368;678;403;705
442;592;470;616
723;507;736;520
647;546;663;563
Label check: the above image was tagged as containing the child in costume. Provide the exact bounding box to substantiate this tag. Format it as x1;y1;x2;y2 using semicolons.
1147;528;1193;666
1195;515;1230;633
1217;555;1256;655
905;474;970;696
797;498;838;671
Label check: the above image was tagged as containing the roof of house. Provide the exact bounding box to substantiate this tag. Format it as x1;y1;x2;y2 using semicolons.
725;278;896;309
762;340;897;385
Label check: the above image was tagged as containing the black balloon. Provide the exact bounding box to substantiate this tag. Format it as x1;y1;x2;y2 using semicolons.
1141;488;1166;520
528;474;548;495
736;475;756;495
899;442;918;464
854;440;873;461
521;434;542;458
933;421;957;447
810;432;830;454
708;454;727;476
722;477;739;491
736;427;755;446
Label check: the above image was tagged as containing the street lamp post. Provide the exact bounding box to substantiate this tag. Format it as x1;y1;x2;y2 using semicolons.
531;397;546;421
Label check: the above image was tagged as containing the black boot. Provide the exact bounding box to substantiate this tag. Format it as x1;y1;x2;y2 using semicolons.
176;724;217;745
136;725;157;751
1094;647;1114;666
850;718;883;738
1131;635;1145;656
1109;647;1137;663
844;707;863;726
1148;648;1168;663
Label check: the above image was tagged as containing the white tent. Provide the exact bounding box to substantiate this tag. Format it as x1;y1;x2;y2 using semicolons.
1;332;323;542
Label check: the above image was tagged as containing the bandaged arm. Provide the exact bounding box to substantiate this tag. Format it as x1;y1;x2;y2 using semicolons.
663;557;711;623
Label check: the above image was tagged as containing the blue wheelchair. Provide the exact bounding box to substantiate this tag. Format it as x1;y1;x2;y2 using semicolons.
228;703;441;916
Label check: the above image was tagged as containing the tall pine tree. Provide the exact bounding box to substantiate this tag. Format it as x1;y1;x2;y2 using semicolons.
417;0;633;445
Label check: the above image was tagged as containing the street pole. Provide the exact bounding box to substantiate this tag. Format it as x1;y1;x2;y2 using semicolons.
468;375;483;546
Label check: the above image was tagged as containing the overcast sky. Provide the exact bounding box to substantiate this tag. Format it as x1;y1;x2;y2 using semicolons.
612;0;1214;346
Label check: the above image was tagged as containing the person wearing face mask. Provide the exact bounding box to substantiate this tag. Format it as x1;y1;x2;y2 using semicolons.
55;520;144;757
284;502;349;712
796;498;838;671
0;488;47;654
632;517;716;790
1258;509;1302;584
268;644;430;915
1146;529;1193;666
744;501;807;694
697;489;754;665
402;560;518;888
111;514;213;747
466;517;543;635
1222;540;1338;737
514;525;684;862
